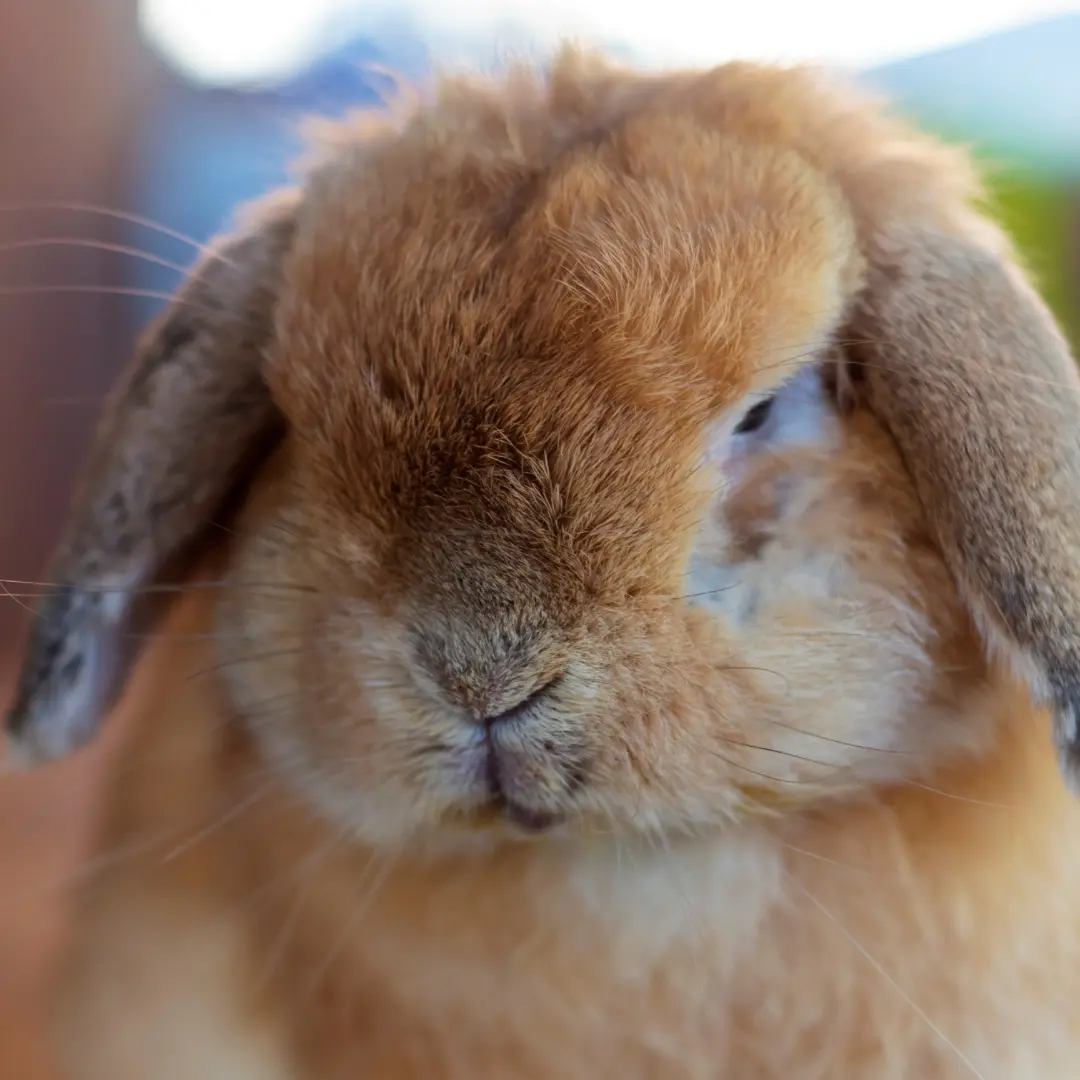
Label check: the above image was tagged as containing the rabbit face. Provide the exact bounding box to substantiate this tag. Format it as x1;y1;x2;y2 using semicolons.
217;364;989;853
207;124;987;853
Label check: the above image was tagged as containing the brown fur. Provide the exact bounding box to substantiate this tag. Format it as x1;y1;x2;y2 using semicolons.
7;45;1080;1078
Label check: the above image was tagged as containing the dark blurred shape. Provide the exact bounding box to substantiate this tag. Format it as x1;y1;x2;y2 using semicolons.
0;0;144;647
0;6;145;1078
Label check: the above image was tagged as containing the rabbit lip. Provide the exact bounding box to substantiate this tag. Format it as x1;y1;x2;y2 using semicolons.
502;799;564;833
483;788;564;833
482;738;565;833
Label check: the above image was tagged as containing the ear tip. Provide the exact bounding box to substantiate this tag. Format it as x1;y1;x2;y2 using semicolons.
1;725;49;771
4;677;47;767
3;688;86;768
3;595;114;768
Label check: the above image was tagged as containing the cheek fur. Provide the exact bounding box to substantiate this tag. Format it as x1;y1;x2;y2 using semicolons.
213;377;989;854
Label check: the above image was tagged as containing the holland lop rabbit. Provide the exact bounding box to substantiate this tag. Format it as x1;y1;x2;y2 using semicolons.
8;45;1080;1079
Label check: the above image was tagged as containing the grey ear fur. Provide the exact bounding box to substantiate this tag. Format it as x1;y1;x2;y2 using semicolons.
846;219;1080;791
3;191;298;767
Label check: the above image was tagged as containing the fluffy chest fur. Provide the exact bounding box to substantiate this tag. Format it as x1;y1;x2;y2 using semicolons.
58;596;1080;1080
238;775;1080;1080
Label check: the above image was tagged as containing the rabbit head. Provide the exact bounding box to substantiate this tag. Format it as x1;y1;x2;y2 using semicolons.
7;48;1080;854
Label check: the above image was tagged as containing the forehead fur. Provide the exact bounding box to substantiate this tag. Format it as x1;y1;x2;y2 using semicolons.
265;48;861;601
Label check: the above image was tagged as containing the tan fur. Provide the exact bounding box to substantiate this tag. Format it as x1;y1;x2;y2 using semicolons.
52;438;1080;1079
12;46;1080;1078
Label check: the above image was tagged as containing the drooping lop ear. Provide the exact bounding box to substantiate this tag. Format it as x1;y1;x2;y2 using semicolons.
845;217;1080;790
4;189;299;767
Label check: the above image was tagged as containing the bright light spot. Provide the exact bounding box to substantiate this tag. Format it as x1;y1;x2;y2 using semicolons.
140;0;1080;87
139;0;342;86
388;0;1080;69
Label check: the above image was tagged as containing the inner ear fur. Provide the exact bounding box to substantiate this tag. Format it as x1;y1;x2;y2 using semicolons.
4;189;298;766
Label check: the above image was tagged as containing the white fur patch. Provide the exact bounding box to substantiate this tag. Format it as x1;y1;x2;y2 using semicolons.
688;366;842;619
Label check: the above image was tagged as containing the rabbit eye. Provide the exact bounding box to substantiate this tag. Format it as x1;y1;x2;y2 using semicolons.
734;396;776;435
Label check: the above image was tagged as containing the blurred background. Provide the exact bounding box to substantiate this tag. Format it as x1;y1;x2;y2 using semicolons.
1;1;1078;1075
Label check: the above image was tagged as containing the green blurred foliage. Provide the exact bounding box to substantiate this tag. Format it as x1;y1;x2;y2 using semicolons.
893;111;1079;353
986;174;1079;350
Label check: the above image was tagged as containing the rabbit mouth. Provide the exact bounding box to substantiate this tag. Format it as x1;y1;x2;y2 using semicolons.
438;796;565;835
470;741;567;834
432;729;578;836
492;794;565;834
479;714;588;833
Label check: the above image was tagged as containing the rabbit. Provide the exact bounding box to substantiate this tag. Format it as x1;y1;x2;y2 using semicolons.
7;43;1080;1079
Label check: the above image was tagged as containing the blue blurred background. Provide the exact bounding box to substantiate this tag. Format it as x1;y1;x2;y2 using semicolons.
129;3;1080;335
0;6;1077;1074
132;5;1080;328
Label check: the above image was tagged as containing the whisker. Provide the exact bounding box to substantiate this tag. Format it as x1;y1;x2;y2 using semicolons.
759;717;912;756
161;781;273;863
678;584;739;601
696;744;823;787
0;201;235;267
185;647;313;682
0;284;261;329
0;777;280;912
900;779;1014;808
254;834;347;994
0;283;185;301
788;873;988;1080
775;838;869;874
266;520;358;572
716;734;842;770
665;668;846;776
0;577;316;597
716;663;792;690
844;352;1080;396
301;852;397;1001
0;832;181;914
757;334;839;359
0;236;191;276
0;580;35;616
758;332;1080;396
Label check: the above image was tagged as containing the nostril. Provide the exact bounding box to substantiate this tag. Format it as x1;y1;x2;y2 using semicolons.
482;674;562;729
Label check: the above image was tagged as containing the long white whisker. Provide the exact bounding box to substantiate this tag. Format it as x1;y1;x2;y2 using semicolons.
788;873;987;1080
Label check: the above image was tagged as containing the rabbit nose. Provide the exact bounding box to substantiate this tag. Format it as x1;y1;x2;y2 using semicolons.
478;674;563;730
408;618;566;719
